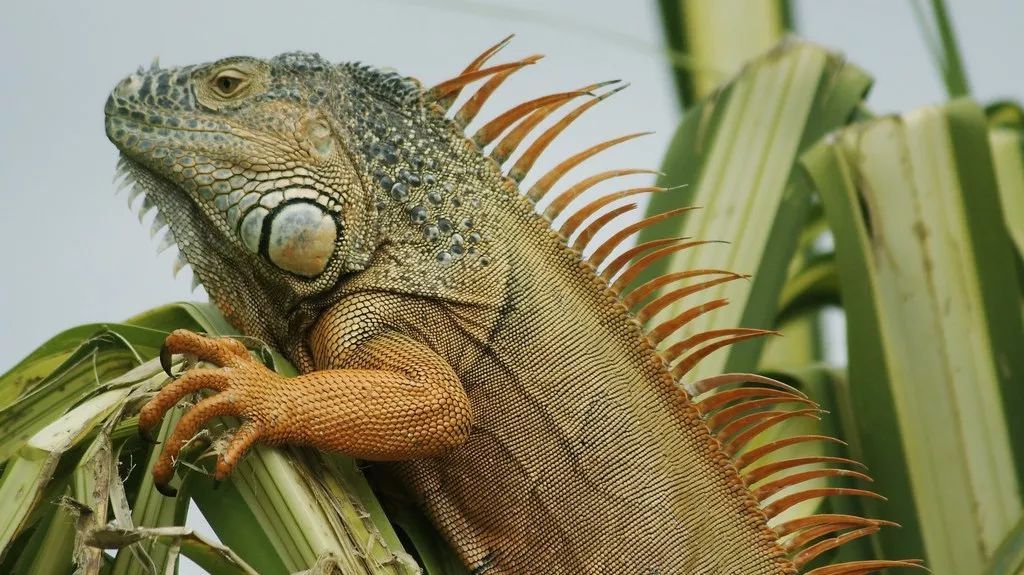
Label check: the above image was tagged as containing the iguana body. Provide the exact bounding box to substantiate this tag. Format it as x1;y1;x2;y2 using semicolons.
105;41;914;574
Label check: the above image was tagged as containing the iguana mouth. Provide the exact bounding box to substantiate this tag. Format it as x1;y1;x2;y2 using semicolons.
104;104;236;164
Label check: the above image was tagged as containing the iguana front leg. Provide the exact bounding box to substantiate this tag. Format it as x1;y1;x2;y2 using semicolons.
138;329;472;495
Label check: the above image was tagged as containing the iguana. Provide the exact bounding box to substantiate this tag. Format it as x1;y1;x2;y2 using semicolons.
104;38;919;574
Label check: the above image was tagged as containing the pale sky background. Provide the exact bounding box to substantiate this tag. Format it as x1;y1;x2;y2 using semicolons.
0;1;1021;573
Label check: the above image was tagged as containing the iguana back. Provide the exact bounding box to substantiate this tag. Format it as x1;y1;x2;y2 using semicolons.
349;191;786;572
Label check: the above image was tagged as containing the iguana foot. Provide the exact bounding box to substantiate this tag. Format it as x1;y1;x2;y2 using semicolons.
139;329;283;496
139;328;472;497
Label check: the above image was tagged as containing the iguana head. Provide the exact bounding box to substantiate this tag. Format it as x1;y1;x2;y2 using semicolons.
105;53;382;282
105;52;430;353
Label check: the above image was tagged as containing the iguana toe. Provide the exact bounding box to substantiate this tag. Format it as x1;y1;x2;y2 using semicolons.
154;481;178;498
215;421;263;480
137;425;160;445
138;367;229;432
151;392;248;492
163;329;251;366
142;329;282;494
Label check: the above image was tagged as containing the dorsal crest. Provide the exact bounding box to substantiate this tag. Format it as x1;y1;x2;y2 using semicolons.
421;36;922;575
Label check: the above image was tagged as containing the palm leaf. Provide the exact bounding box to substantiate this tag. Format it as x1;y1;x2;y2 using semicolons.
802;99;1024;572
638;41;871;382
0;303;428;575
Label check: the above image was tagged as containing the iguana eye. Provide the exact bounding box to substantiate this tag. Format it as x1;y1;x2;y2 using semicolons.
210;70;248;97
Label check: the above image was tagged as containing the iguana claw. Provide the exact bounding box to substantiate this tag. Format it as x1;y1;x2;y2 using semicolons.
154;481;178;498
159;341;177;379
138;425;160;445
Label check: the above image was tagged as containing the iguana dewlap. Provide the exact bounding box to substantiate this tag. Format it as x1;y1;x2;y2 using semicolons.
105;39;917;574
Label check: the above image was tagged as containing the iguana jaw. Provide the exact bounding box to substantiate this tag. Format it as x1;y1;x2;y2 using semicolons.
112;153;324;365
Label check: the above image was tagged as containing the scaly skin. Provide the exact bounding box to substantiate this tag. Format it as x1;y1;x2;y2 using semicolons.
106;48;912;574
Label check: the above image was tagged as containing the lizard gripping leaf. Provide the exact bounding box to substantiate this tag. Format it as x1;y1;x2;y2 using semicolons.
4;37;926;575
